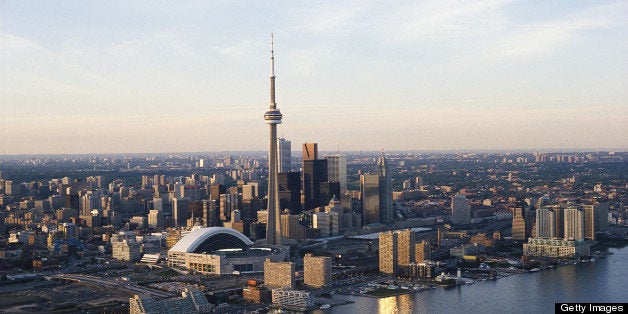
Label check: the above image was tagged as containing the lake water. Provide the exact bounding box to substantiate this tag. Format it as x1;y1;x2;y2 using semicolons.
327;247;627;314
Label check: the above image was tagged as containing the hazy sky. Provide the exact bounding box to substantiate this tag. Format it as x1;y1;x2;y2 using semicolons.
1;1;627;154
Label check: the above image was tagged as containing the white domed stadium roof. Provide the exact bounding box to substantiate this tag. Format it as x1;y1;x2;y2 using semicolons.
169;227;253;253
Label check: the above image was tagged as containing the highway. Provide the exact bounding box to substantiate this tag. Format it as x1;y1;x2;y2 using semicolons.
48;274;176;299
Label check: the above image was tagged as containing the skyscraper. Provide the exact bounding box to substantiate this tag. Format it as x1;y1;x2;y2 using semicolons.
325;154;347;193
277;138;291;173
511;207;526;240
564;207;584;240
396;229;415;266
582;204;595;241
360;174;380;225
377;151;393;224
302;142;318;161
379;231;398;274
264;35;283;245
302;158;328;211
536;207;556;238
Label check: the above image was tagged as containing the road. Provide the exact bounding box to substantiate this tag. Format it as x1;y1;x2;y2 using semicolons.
48;274;176;299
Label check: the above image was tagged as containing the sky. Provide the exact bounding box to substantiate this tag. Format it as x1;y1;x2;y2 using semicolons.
1;1;627;154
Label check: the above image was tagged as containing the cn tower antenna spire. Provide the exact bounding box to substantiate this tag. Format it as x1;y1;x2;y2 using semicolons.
270;33;276;110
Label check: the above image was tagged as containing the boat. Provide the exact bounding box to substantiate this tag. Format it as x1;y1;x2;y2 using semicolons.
320;304;331;309
529;268;540;272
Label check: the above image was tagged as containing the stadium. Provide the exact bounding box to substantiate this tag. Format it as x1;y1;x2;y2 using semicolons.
167;227;288;275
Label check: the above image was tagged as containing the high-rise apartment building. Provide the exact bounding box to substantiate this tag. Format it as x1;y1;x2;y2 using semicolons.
582;204;595;241
594;203;609;234
277;138;291;173
303;254;332;288
564;207;584;240
536;207;556;238
396;229;415;266
264;258;294;289
554;207;564;239
451;193;471;224
325;154;347;193
415;240;431;262
379;231;398;274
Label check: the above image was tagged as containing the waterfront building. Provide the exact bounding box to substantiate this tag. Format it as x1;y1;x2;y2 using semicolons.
397;229;415;266
404;261;437;279
523;237;591;259
554;207;565;239
379;231;398;274
271;289;315;312
594;203;609;233
277;138;291;173
129;288;211;314
264;258;295;289
536;207;556;238
564;207;584;240
451;193;471;224
264;35;283;246
415;240;431;263
583;204;595;241
303;253;332;288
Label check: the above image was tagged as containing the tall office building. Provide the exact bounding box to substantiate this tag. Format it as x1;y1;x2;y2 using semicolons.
451;193;471;224
536;207;556;238
377;151;393;224
277;138;291;173
512;207;526;240
360;174;380;225
278;171;301;213
264;35;283;245
302;143;318;161
564;207;584;240
325;154;347;193
173;197;189;229
302;158;328;211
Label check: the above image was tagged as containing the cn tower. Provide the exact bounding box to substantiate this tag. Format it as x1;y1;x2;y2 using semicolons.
264;34;283;245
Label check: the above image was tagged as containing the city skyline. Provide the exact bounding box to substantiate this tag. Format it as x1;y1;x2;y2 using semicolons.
2;1;627;154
